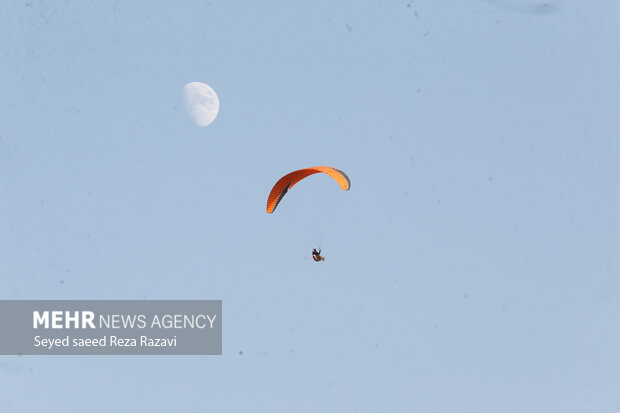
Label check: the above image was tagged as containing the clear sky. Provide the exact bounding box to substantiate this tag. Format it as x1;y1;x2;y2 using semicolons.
1;1;619;412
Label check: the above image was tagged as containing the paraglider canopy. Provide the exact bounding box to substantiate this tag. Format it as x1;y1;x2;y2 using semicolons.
266;166;350;213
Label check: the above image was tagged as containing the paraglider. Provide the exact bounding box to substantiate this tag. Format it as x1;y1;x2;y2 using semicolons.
266;166;350;262
266;166;350;214
312;248;325;262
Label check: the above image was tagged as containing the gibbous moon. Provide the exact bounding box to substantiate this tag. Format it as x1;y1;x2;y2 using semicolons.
183;82;219;127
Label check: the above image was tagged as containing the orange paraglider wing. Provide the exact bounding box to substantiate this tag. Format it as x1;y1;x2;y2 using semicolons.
266;166;350;213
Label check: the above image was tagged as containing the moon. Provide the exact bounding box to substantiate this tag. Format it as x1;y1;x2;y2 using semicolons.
183;82;219;127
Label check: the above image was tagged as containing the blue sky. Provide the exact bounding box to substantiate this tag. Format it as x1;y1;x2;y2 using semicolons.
1;1;619;412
